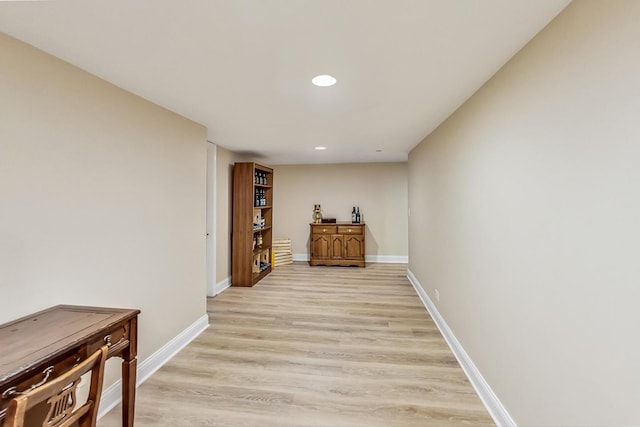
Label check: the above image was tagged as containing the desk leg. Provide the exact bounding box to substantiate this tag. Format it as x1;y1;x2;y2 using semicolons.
122;316;138;427
122;357;137;427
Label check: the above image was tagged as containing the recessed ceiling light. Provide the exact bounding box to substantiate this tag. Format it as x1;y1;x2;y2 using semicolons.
312;75;337;87
315;146;327;150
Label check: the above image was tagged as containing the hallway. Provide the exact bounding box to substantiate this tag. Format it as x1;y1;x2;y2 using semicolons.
100;263;492;426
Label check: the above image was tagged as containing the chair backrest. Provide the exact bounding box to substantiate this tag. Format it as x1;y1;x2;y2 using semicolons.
2;345;108;427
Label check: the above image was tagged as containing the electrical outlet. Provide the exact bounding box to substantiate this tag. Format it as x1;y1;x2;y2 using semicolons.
435;289;440;302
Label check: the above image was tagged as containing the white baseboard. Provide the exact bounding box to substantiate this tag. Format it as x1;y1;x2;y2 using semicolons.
293;253;309;262
365;255;408;263
406;269;516;427
208;276;231;296
293;253;408;263
98;314;209;419
207;276;231;296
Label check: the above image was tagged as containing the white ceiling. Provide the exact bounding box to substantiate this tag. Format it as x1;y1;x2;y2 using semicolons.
0;0;570;165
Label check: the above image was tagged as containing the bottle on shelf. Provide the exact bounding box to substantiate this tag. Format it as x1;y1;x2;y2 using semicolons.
255;189;262;207
351;206;356;223
355;207;361;223
257;232;263;248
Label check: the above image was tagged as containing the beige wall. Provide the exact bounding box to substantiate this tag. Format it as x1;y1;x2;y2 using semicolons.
0;34;207;387
273;163;408;259
408;1;640;425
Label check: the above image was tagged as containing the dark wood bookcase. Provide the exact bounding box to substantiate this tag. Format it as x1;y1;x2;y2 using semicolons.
231;162;273;286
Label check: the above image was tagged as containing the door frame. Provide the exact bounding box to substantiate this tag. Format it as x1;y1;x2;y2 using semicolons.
206;141;217;296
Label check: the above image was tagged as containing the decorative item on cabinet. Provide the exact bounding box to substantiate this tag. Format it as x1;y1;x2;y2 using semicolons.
312;204;322;223
351;206;362;223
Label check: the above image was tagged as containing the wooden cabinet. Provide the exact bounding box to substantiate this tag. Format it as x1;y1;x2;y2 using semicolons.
309;223;365;267
232;162;273;286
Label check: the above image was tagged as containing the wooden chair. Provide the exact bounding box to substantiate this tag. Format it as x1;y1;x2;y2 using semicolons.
2;345;108;427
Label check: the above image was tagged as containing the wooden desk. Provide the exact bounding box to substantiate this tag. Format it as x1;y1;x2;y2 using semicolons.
0;305;140;426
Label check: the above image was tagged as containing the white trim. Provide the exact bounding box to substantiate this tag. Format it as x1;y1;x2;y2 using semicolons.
98;314;210;419
406;269;516;427
293;253;309;262
206;142;217;302
293;253;408;264
365;255;408;263
208;275;230;297
212;276;231;296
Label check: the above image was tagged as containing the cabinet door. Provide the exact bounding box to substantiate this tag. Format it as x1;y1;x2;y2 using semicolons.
311;234;331;259
344;235;364;259
331;234;344;259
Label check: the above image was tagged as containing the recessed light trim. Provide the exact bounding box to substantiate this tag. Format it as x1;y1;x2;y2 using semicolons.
315;146;327;150
312;75;337;87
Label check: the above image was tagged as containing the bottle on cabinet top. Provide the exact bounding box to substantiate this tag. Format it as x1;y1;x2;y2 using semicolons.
351;206;356;223
355;207;361;223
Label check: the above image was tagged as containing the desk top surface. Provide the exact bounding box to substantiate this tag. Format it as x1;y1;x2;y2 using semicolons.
0;305;139;385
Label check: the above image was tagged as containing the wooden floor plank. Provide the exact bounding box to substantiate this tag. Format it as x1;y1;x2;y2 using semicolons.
99;263;494;426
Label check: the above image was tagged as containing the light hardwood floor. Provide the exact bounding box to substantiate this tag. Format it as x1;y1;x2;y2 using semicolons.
99;263;494;426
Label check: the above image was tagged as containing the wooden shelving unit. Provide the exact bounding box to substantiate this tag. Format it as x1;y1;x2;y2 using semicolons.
232;162;273;286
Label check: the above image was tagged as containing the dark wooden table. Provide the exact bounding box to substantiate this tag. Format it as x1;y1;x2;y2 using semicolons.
0;305;140;426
